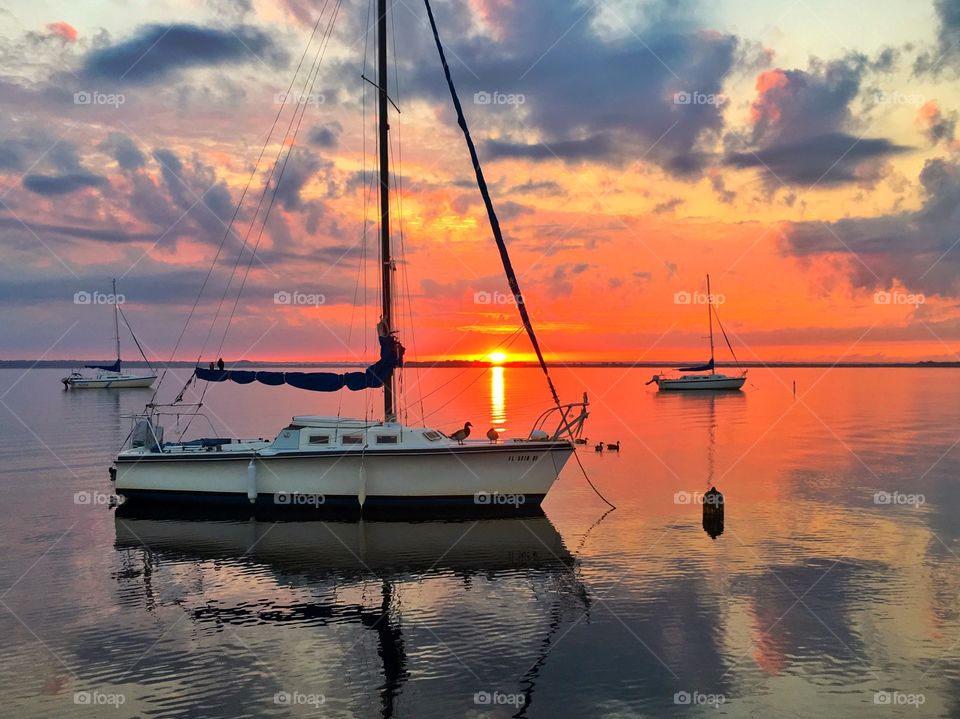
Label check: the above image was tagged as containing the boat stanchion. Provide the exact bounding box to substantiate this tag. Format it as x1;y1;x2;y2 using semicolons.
702;486;724;539
108;466;117;482
247;459;258;504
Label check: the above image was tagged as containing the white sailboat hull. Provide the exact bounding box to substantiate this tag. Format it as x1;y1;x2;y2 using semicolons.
116;439;573;511
63;373;157;389
655;373;746;391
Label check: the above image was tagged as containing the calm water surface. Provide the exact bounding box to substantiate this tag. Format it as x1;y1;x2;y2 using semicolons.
0;366;958;717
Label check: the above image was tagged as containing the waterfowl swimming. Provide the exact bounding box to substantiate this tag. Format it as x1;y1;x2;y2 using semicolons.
606;441;620;451
574;437;589;445
450;422;472;444
594;442;604;453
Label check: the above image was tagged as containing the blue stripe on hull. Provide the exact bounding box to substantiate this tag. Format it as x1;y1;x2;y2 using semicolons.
116;489;546;520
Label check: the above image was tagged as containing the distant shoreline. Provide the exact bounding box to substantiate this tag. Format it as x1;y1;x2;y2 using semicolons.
3;360;959;369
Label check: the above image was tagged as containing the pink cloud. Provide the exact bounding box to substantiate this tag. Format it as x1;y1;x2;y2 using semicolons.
46;21;78;42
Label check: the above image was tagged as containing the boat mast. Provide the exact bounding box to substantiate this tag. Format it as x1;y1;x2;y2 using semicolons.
706;274;715;374
377;0;395;421
112;277;121;365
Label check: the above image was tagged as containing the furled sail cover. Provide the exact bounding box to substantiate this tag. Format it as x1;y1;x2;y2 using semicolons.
86;360;121;372
679;359;714;372
194;336;404;392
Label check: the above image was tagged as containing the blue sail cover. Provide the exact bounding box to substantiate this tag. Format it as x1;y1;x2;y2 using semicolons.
194;336;404;392
679;358;714;372
86;360;121;372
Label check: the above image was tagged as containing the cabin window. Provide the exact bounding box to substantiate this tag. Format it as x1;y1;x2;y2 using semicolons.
422;431;442;441
308;435;330;445
376;435;398;444
342;434;364;445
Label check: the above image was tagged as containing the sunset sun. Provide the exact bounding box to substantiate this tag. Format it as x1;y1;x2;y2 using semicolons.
487;351;508;365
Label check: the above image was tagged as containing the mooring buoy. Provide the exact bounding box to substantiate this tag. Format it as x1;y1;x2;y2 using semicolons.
702;486;724;539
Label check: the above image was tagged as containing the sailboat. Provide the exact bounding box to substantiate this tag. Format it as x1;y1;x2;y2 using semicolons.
111;0;589;511
649;274;746;391
62;279;157;389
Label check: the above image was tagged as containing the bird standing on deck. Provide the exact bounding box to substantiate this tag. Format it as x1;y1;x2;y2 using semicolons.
606;441;620;451
217;358;225;371
486;427;499;442
450;422;472;444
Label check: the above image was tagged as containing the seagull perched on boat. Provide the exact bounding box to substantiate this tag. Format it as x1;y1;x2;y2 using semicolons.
594;442;604;453
450;422;472;444
606;441;620;451
217;358;225;370
486;427;499;442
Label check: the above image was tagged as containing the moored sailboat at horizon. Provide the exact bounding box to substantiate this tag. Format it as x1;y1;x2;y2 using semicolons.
649;274;747;391
62;278;157;390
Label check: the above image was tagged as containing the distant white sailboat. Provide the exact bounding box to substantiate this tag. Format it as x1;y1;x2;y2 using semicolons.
112;0;589;513
649;274;747;391
62;279;157;390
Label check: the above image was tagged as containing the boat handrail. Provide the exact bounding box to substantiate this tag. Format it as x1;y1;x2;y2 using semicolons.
124;410;219;451
529;394;590;441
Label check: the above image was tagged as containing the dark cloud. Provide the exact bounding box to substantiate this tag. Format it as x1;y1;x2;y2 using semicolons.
273;149;325;211
82;24;287;84
709;172;736;203
915;0;960;75
307;122;341;148
916;101;957;145
725;56;908;186
486;135;615;163
152;148;235;238
782;157;960;295
0;215;155;244
97;133;146;170
22;172;107;195
401;1;740;177
506;180;565;196
726;133;909;186
653;197;684;214
549;262;591;295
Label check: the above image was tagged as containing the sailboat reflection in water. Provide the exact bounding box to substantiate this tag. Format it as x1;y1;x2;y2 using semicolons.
111;0;589;512
113;509;591;716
